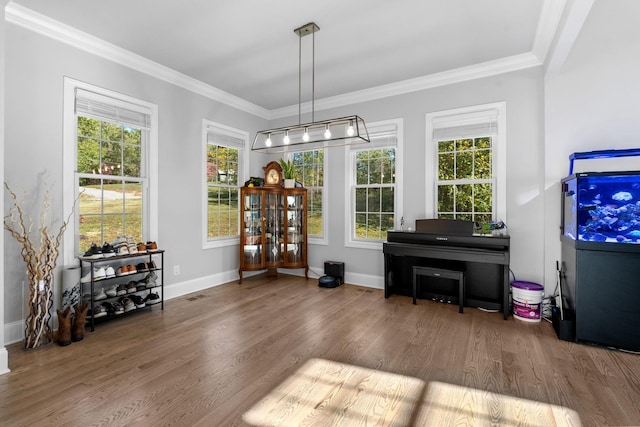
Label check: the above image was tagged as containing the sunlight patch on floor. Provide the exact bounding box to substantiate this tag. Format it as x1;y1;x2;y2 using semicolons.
417;381;582;426
243;358;424;426
242;358;581;426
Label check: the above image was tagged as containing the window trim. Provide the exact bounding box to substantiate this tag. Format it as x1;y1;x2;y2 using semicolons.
425;102;506;223
62;77;158;265
202;118;249;249
344;118;403;250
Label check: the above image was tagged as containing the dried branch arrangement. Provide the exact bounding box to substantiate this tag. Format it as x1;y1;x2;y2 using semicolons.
3;182;74;349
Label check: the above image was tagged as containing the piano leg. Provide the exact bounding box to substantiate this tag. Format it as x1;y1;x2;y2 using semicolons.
503;266;510;320
384;254;391;298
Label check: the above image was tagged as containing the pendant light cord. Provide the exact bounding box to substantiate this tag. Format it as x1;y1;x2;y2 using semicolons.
298;32;302;126
312;28;315;123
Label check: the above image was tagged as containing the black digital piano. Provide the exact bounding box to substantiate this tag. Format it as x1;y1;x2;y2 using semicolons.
383;219;511;319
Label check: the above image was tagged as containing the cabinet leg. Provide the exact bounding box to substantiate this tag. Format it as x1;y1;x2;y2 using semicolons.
238;270;243;284
305;266;309;279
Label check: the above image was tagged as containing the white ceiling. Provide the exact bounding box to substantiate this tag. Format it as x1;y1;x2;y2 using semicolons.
8;0;562;113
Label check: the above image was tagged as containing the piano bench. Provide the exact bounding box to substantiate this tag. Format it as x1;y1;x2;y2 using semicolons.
412;266;465;313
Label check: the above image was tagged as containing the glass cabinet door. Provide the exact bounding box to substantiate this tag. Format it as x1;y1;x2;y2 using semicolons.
243;191;263;267
264;191;284;265
285;192;305;264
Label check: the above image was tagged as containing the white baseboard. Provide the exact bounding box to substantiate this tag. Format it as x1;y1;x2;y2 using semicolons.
280;266;384;290
344;271;384;289
0;347;9;375
5;320;24;346
163;269;239;300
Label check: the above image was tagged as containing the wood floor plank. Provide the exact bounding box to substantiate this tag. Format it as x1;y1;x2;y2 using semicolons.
1;273;639;426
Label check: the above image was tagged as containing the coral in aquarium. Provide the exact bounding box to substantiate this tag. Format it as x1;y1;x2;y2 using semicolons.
580;200;640;243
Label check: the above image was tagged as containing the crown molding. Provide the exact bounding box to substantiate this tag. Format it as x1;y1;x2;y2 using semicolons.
269;52;542;120
532;0;567;63
4;2;270;119
545;0;595;77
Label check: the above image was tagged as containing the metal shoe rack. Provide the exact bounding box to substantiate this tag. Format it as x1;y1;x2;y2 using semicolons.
79;250;164;331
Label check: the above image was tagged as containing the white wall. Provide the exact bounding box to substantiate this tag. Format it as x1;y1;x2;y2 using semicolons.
544;0;640;288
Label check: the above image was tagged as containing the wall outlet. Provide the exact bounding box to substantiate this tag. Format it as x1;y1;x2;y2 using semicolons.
173;265;180;276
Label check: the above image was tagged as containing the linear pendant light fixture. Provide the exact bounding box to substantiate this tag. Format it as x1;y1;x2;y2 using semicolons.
252;22;369;153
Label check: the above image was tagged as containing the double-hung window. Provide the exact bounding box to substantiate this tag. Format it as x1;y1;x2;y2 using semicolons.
203;119;247;248
346;119;403;249
426;102;506;225
289;149;325;242
63;78;158;262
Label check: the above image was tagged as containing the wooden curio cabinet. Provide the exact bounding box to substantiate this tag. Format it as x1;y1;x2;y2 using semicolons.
239;187;308;283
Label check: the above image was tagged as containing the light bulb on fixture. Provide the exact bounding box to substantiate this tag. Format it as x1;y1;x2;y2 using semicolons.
346;120;355;136
283;131;290;145
324;124;331;139
303;127;310;142
266;134;272;147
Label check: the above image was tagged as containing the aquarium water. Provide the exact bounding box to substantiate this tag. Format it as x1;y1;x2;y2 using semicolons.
564;172;640;244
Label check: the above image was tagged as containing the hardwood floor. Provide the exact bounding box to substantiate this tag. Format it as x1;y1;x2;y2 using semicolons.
1;273;639;426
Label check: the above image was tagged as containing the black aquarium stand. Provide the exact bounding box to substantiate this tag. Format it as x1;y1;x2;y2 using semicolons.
561;237;640;351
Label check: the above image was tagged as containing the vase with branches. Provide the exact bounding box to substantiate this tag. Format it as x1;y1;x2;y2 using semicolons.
4;182;75;349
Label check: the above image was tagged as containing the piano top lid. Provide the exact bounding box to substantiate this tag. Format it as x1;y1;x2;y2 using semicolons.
386;229;510;249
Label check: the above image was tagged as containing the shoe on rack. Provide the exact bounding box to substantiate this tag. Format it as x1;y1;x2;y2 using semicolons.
126;281;137;293
105;285;118;297
102;302;115;316
112;301;125;315
93;288;107;301
93;267;107;281
130;294;146;309
144;292;160;305
120;297;136;312
81;268;106;283
149;260;158;270
91;304;107;318
116;265;129;276
137;242;147;253
101;242;116;258
126;237;138;254
105;266;116;278
145;272;158;288
82;243;103;259
146;241;158;251
115;244;129;255
116;284;128;296
136;283;147;292
136;262;149;273
127;264;137;275
111;236;128;248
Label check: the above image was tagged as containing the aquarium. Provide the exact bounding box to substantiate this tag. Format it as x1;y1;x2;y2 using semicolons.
562;171;640;244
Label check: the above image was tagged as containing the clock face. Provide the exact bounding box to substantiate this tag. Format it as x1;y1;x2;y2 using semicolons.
267;169;280;185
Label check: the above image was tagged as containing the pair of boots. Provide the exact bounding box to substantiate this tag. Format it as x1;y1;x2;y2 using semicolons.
56;303;88;346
